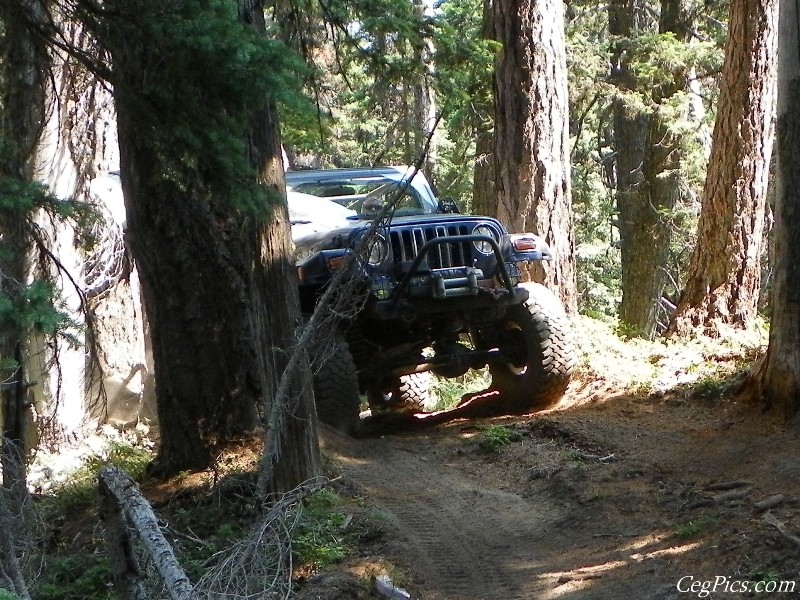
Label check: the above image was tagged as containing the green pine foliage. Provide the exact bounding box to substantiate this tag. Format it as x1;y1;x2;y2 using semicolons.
101;0;308;216
431;0;495;207
564;0;726;320
0;174;89;371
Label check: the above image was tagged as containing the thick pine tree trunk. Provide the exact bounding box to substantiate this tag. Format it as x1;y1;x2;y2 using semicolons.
0;0;46;498
491;0;577;313
239;0;320;495
113;127;262;472
758;0;800;417
638;0;693;334
0;4;46;596
109;0;320;484
669;0;777;336
609;0;651;335
109;13;285;476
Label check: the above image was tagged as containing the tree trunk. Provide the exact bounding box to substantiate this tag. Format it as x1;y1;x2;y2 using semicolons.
106;2;320;479
113;132;260;472
0;6;43;584
472;0;496;217
669;0;778;336
491;0;577;313
99;466;194;600
612;0;697;338
412;0;437;183
239;0;321;496
0;0;46;516
609;0;650;335
108;2;319;482
639;1;690;334
0;490;31;600
757;0;800;417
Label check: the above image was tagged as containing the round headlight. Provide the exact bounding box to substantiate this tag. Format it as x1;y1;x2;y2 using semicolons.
473;224;498;254
364;234;389;266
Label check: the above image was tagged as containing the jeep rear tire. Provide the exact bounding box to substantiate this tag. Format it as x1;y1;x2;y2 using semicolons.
392;372;434;412
488;282;574;410
312;337;361;433
367;371;434;414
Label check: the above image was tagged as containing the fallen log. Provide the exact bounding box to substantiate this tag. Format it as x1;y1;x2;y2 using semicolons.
711;488;752;504
763;512;800;549
753;494;786;512
98;466;195;600
704;480;752;491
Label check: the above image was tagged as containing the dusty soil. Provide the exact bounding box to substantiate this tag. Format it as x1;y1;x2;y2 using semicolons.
298;321;800;600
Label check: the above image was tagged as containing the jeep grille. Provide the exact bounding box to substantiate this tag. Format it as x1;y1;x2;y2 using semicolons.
390;224;472;269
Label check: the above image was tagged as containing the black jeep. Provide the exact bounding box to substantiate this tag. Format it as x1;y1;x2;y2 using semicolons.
287;166;574;432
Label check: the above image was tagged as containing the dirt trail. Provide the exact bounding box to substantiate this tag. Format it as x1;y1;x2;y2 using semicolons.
322;428;566;600
319;392;800;600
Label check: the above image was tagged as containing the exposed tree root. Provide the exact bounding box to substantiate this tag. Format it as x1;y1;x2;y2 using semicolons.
357;386;558;435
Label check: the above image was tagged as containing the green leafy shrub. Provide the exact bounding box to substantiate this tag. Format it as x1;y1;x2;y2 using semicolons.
293;489;352;567
479;425;522;453
674;515;717;538
34;555;115;600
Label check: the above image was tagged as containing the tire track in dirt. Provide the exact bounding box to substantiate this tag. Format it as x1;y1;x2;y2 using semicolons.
321;427;566;600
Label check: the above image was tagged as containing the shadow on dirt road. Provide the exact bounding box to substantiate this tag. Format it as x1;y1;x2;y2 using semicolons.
318;391;800;600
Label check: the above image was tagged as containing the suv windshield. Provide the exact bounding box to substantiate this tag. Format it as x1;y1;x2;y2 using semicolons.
291;177;426;217
286;170;435;218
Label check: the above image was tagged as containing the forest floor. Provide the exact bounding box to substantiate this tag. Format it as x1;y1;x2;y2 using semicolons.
32;317;800;600
293;318;800;600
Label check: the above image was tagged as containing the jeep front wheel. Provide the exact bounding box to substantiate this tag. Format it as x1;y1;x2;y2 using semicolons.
311;337;361;433
488;282;574;410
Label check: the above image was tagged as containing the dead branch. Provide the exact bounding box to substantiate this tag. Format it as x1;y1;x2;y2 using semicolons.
762;512;800;549
373;574;413;600
195;478;326;599
753;494;785;512
711;488;752;503
704;480;752;491
99;480;148;600
98;466;194;600
0;490;32;600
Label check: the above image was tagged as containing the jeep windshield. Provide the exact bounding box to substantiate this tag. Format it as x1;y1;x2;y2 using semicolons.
285;167;438;218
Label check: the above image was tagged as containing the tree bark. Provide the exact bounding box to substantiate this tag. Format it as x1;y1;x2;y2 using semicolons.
472;0;496;217
757;0;800;417
668;0;777;336
239;0;321;496
99;466;194;600
0;0;47;540
412;0;437;183
612;0;695;339
103;3;280;475
491;0;577;313
113;127;260;472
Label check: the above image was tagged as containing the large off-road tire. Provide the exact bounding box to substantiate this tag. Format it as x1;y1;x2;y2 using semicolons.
393;372;435;412
367;371;434;415
312;338;361;433
488;282;575;411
